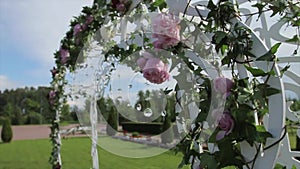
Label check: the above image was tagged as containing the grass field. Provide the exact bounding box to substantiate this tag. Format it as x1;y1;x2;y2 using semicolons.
0;137;189;169
0;133;298;169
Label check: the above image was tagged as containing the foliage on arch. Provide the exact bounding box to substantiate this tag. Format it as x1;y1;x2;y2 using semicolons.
49;0;299;169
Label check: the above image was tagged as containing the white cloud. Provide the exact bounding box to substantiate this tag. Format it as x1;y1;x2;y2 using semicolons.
0;75;21;91
0;0;93;66
0;0;93;90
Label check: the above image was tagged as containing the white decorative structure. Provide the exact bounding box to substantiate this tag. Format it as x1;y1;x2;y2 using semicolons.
71;1;299;168
166;0;300;168
90;94;99;169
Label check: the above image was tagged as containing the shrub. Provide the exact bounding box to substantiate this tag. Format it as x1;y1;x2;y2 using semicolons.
121;122;162;134
131;132;140;137
0;117;4;125
1;118;13;143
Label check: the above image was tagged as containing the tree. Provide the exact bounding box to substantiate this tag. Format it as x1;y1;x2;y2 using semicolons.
135;90;156;122
70;106;79;122
1;118;13;143
0;95;7;114
97;97;109;120
106;102;118;136
2;103;13;118
25;112;43;124
11;108;23;125
0;86;53;124
61;104;71;121
161;97;174;144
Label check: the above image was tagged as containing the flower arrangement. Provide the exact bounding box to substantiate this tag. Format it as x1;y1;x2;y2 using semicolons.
152;13;181;49
49;0;299;169
137;51;170;84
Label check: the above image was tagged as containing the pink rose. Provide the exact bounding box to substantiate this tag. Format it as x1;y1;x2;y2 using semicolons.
137;52;170;84
49;90;56;99
143;58;170;84
59;48;69;64
50;67;58;77
137;57;147;70
153;37;180;49
112;0;130;13
116;3;126;12
216;111;234;140
73;24;82;36
152;13;180;49
48;90;57;105
81;24;87;31
85;15;94;25
213;77;234;96
153;40;164;49
136;51;153;70
82;16;93;30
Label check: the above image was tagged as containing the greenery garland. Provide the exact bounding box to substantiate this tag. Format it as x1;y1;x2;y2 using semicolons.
49;0;299;169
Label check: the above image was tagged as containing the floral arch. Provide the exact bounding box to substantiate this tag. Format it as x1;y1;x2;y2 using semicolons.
49;0;300;169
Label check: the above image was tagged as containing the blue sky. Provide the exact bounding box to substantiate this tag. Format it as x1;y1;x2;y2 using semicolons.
0;0;298;96
0;0;93;91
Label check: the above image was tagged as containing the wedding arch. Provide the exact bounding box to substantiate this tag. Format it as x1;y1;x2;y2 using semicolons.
49;0;300;169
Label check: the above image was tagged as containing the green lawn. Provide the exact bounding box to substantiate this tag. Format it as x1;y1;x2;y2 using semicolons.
0;137;189;169
0;135;298;169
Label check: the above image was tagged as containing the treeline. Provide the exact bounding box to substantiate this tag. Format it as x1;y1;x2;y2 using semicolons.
0;87;77;125
96;90;177;143
97;90;177;124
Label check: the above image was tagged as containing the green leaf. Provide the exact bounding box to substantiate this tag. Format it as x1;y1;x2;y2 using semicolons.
274;163;287;169
149;0;167;11
256;84;280;97
208;128;220;143
193;67;203;76
252;3;266;16
221;44;229;55
269;5;280;17
207;0;216;9
265;87;280;96
221;56;231;66
199;152;218;169
244;124;257;146
216;140;244;168
214;31;228;44
234;104;255;123
256;52;274;61
256;125;267;132
163;88;173;95
237;78;249;88
285;35;300;43
270;43;281;54
280;64;290;77
256;125;273;144
244;65;269;77
256;43;281;61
